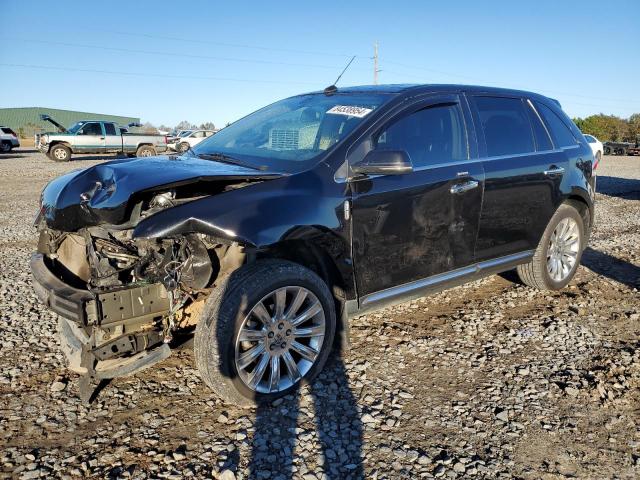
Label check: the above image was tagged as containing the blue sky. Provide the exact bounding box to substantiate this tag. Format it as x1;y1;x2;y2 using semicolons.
0;0;638;128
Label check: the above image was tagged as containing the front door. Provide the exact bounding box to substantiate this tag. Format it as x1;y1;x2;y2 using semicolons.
350;95;484;298
75;122;105;153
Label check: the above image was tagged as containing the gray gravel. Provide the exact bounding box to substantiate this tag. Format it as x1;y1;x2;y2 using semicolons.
1;149;638;479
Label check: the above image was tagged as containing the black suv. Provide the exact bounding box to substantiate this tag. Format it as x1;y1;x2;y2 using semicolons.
31;84;595;405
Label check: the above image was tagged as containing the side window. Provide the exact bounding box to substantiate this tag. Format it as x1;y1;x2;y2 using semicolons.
374;104;466;168
473;96;534;156
104;123;117;135
534;102;577;148
193;131;205;138
525;101;553;151
80;122;102;135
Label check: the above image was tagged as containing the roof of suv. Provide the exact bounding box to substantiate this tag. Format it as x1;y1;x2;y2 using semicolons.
310;84;555;104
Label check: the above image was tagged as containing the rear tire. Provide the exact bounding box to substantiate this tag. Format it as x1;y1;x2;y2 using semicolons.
517;202;585;290
194;260;336;407
49;144;71;162
178;142;190;153
136;145;156;157
0;141;11;153
604;146;611;155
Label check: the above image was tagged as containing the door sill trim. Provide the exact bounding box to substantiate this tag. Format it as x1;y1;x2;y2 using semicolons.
354;250;534;316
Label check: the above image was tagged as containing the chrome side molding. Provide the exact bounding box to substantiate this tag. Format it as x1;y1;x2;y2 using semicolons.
356;250;534;315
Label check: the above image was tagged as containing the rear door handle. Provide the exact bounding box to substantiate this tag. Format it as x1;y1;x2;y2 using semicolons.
544;166;565;176
450;180;479;194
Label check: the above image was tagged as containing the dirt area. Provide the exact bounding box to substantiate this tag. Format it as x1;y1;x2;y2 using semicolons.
0;149;638;479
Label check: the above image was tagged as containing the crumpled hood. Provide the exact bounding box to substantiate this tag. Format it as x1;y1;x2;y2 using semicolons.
39;154;284;231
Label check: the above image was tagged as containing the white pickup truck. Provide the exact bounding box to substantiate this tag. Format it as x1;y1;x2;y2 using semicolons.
36;115;168;161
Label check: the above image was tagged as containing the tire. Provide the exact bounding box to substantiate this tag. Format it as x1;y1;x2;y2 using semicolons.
194;260;336;407
178;142;190;153
517;202;585;290
50;144;71;162
136;145;156;157
604;146;611;155
0;141;11;153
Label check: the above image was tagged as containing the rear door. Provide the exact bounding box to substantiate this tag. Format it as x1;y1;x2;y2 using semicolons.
75;122;105;153
351;94;484;297
469;95;567;260
103;122;122;153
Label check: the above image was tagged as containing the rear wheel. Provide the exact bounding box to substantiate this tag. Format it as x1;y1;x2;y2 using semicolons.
50;144;71;162
604;146;611;155
178;142;190;153
517;202;585;290
194;260;336;407
0;141;11;153
136;145;156;157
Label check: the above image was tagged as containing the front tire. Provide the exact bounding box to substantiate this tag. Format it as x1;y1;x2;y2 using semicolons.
194;260;336;407
49;144;71;162
517;202;585;290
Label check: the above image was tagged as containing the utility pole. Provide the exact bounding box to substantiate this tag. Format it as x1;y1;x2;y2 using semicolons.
373;41;379;85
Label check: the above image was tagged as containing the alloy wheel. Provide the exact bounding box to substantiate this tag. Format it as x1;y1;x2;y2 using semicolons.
547;217;580;282
234;286;326;394
54;148;67;160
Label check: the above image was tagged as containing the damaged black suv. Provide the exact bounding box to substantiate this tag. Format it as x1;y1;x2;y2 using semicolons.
31;84;595;406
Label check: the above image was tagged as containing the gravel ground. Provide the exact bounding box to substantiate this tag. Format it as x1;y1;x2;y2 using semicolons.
0;149;638;479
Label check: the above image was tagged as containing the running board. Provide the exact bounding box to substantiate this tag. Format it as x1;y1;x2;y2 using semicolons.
354;250;534;316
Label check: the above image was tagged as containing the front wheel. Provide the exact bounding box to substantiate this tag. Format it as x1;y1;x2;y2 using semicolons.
194;260;336;407
517;202;585;290
49;144;71;162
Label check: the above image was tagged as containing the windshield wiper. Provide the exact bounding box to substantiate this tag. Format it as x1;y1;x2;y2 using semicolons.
196;152;267;171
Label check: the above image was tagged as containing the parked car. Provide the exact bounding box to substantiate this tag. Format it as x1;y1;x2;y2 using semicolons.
31;84;595;406
168;129;215;152
582;134;603;167
36;115;168;161
0;126;20;152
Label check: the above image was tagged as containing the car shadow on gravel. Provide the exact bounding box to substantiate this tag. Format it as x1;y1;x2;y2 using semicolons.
581;247;640;289
596;175;640;200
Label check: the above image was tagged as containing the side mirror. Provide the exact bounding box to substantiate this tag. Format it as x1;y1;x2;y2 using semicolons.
351;150;413;176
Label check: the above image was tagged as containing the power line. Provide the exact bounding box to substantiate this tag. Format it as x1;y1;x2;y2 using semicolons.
102;30;369;58
4;37;371;72
0;63;321;86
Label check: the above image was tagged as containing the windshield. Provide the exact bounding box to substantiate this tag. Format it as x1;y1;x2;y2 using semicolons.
192;92;392;170
67;122;86;134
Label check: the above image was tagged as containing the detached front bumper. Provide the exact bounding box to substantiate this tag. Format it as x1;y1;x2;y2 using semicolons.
30;253;171;327
30;253;98;324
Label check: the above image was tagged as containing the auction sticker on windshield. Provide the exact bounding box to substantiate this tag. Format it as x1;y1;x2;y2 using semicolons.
326;105;373;118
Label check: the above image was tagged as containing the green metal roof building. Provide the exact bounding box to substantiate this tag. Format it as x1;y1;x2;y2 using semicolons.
0;107;140;138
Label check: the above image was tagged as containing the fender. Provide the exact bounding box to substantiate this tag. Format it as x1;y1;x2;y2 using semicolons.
132;167;355;295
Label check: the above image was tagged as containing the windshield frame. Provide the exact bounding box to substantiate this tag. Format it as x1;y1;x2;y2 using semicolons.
67;121;86;134
191;92;397;173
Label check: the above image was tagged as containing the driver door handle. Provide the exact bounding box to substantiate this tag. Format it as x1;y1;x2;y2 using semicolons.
544;166;565;176
450;180;479;194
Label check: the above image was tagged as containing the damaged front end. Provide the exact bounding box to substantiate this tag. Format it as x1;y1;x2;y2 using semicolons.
30;157;275;401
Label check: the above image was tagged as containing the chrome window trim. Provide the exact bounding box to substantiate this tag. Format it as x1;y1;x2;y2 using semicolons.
526;98;555;149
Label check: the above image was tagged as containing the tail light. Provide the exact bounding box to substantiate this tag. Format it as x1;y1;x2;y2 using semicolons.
164;136;168;144
593;153;600;170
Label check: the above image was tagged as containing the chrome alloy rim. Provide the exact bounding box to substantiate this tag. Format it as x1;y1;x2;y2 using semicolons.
234;286;326;394
547;218;580;282
54;148;67;160
140;149;152;157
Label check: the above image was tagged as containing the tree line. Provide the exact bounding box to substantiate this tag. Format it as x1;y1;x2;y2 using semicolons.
572;113;640;143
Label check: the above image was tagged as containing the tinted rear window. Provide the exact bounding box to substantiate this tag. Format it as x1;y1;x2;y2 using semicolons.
473;96;534;156
104;123;117;135
525;101;553;151
1;128;14;135
534;102;577;148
